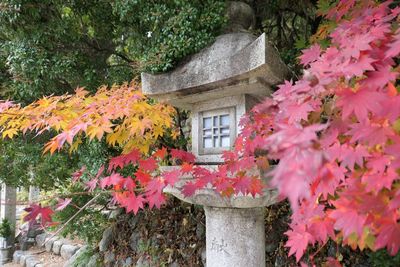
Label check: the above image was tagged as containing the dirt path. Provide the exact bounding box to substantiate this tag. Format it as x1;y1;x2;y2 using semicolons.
3;246;67;267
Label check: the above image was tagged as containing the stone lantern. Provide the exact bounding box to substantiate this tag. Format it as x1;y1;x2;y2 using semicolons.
142;2;288;267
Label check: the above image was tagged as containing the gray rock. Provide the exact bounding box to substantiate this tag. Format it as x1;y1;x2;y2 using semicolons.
104;251;115;266
274;255;286;267
60;244;79;260
128;214;141;229
129;231;141;251
265;243;277;253
196;223;205;239
25;257;40;267
35;233;48;247
45;236;59;252
109;208;123;219
136;256;151;267
169;261;180;267
99;227;114;252
52;239;66;255
201;248;206;267
36;265;44;267
122;257;133;267
87;254;100;267
63;245;88;267
13;250;24;263
20;254;35;267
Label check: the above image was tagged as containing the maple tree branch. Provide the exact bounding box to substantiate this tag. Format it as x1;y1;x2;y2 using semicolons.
42;193;101;245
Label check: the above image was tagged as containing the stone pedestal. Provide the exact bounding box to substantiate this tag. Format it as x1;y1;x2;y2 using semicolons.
162;166;277;267
205;207;265;267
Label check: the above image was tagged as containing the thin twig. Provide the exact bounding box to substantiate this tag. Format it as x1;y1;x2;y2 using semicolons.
43;194;101;245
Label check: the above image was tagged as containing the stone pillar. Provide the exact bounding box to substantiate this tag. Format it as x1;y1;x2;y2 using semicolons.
28;186;40;204
0;184;16;247
205;207;265;267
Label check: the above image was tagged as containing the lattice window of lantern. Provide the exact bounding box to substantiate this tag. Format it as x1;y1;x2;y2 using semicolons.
199;107;236;155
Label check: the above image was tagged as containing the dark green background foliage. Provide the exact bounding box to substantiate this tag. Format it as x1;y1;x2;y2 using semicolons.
113;0;226;73
0;137;76;188
0;0;226;103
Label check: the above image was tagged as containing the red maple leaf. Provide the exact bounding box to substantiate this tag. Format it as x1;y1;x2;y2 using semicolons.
248;178;264;197
329;144;369;170
135;170;151;185
153;147;167;159
108;155;125;171
145;178;165;194
171;149;195;163
108;149;141;171
138;158;157;172
180;162;194;173
23;204;54;226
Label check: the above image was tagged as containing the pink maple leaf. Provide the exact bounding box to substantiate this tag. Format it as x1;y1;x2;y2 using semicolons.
162;169;180;186
375;219;400;255
336;88;384;121
347;120;395;146
122;193;145;214
182;181;198;197
329;208;366;238
362;167;397;192
55;198;72;211
85;178;98;192
300;44;321;66
100;173;124;189
232;176;252;195
72;166;86;183
146;191;166;209
285;224;313;262
385;31;400;58
362;64;398;89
